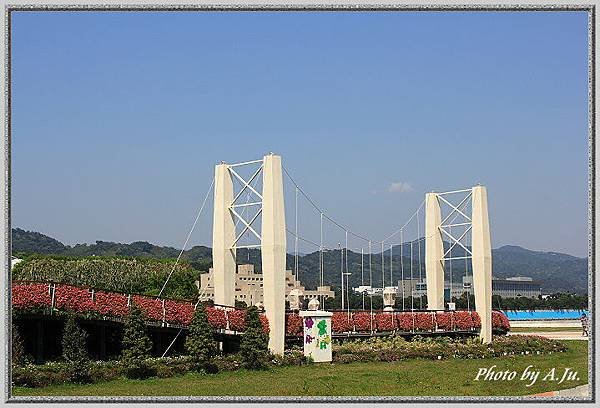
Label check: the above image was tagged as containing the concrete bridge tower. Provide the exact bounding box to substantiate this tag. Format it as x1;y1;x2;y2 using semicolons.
425;186;492;343
212;153;286;355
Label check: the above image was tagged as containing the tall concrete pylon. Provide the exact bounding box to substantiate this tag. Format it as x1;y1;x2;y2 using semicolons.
261;154;287;355
471;185;492;344
212;163;236;307
425;192;445;310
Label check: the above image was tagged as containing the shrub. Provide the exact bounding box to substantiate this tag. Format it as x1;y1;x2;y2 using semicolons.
61;314;91;383
239;306;270;369
332;334;565;363
184;304;217;370
12;323;26;366
122;304;155;379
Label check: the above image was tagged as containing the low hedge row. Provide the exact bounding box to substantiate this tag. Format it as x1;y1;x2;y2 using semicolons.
333;334;566;363
13;351;310;388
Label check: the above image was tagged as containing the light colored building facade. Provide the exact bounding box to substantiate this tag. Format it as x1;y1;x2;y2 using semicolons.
404;275;541;300
196;263;334;306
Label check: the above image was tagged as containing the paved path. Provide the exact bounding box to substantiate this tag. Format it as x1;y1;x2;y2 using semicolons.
509;331;588;340
530;384;590;398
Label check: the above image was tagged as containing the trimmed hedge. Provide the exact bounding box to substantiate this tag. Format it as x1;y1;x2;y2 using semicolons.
333;334;566;363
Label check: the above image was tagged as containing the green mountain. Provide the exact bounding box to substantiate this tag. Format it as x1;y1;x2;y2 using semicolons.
11;228;588;295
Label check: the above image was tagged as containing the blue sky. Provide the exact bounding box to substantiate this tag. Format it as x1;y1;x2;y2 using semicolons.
11;11;589;257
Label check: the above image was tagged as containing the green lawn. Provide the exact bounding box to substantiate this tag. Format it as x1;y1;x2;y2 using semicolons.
510;327;581;333
13;341;588;397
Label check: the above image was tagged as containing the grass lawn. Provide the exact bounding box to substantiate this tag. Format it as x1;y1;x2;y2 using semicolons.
13;341;588;397
510;327;581;333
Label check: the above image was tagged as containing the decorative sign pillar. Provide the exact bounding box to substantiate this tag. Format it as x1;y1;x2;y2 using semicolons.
299;310;333;363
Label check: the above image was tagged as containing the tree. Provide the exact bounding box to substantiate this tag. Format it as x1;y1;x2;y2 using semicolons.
62;314;89;363
184;304;216;370
122;304;154;379
239;306;269;369
61;313;91;383
12;323;25;366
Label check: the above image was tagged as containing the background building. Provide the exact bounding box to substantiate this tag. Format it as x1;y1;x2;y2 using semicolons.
196;264;334;306
396;275;541;300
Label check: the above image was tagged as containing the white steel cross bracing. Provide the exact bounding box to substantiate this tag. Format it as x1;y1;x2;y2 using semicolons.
436;189;473;263
227;158;265;250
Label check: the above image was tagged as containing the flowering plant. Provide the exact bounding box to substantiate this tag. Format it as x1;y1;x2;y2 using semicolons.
12;283;52;309
396;312;414;331
132;295;163;321
454;311;474;330
332;312;353;333
227;309;247;332
471;312;481;328
375;312;397;332
492;310;510;331
413;312;435;331
164;300;194;325
285;313;303;336
435;312;453;331
93;291;129;317
54;284;95;313
206;307;227;330
353;312;373;332
260;314;270;335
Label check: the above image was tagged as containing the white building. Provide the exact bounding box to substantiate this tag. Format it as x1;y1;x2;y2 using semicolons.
196;263;334;306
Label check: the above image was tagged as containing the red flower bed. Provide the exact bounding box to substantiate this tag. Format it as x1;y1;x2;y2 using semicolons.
396;312;414;331
132;295;163;321
492;310;510;330
414;312;435;331
332;312;353;333
93;291;129;317
260;314;270;334
375;312;397;331
353;312;373;332
436;312;453;331
165;300;194;325
471;312;481;328
454;311;474;330
54;284;95;313
227;309;247;332
286;313;303;336
206;307;227;330
12;283;52;309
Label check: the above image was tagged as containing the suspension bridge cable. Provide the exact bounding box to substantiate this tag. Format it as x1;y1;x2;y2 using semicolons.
320;212;324;305
410;240;414;311
400;229;405;310
380;199;425;243
381;241;385;291
295;186;299;282
361;248;365;310
282;165;375;243
158;177;215;298
417;208;423;309
389;244;393;290
369;241;373;314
